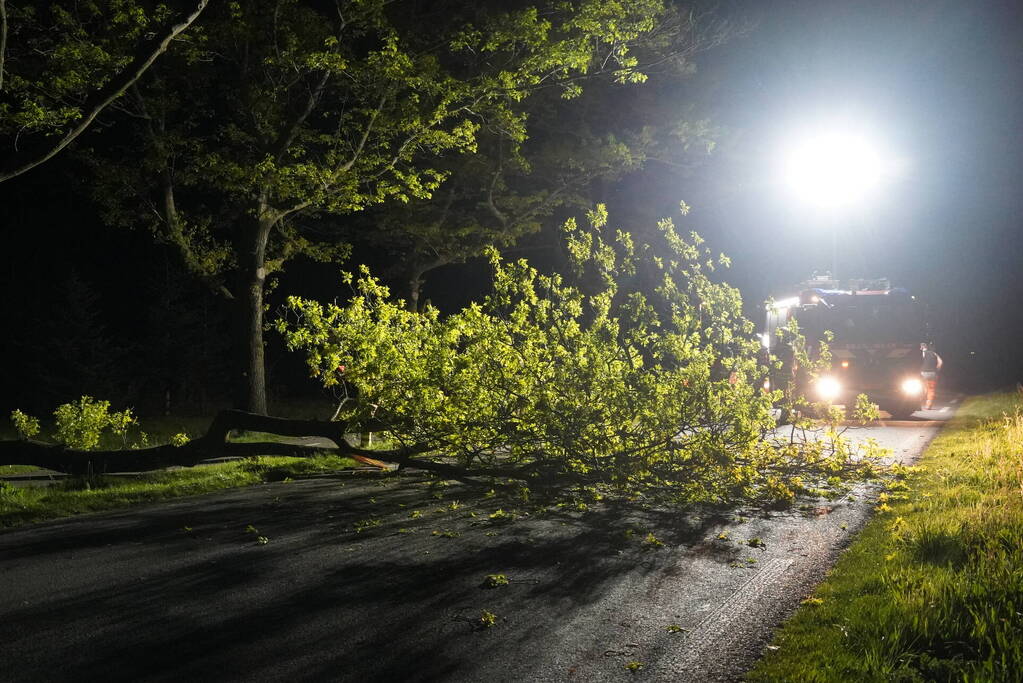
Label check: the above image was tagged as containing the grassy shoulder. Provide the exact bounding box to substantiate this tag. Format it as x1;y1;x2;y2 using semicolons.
747;392;1023;682
0;453;362;528
0;410;364;528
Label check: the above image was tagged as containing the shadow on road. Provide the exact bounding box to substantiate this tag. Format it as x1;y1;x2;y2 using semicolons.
0;476;745;682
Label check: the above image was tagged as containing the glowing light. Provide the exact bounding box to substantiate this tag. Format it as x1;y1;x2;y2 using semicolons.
901;378;924;395
840;360;850;368
769;297;800;311
815;376;842;401
781;128;888;209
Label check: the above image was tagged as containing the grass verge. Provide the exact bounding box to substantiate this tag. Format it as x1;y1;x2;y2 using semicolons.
0;453;361;528
747;392;1023;682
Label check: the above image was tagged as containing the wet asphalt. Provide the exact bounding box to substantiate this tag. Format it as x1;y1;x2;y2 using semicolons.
0;406;951;682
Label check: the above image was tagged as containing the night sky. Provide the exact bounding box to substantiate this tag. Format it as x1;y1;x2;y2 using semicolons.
3;0;1022;408
611;0;1023;389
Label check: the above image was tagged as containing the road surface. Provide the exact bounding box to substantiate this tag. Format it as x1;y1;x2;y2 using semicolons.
0;407;952;682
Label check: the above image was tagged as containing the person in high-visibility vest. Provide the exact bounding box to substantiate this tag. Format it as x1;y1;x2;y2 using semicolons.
920;342;943;410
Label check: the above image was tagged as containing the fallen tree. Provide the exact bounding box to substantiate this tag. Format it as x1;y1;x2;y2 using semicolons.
0;410;336;475
273;206;890;505
2;207;889;503
0;409;546;483
0;409;430;474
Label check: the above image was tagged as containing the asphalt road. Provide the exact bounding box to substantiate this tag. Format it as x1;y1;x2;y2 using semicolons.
0;406;952;682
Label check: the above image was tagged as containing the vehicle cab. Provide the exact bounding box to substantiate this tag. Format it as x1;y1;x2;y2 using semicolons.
764;277;926;418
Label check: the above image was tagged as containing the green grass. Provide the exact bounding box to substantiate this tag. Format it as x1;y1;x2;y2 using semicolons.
0;405;377;527
747;392;1023;682
1;465;38;475
0;452;361;529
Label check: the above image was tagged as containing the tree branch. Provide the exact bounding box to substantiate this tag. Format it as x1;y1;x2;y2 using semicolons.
269;67;332;163
337;93;386;174
0;0;8;94
0;410;354;475
158;166;236;300
0;409;571;486
134;87;234;300
278;92;387;220
486;154;509;229
0;0;210;184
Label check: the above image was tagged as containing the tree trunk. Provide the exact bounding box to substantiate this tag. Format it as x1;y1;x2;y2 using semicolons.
408;273;423;312
0;411;483;482
235;212;274;415
406;258;449;312
0;411;351;474
242;264;268;415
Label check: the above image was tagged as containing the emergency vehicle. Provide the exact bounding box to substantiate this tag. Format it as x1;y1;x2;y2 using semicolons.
763;275;926;419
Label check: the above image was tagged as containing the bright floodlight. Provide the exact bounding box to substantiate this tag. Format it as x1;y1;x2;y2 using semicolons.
815;376;842;401
781;130;885;208
901;377;924;396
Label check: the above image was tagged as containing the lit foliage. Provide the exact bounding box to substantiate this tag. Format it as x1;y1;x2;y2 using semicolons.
366;100;722;309
482;574;510;589
51;396;137;451
0;1;173;136
280;207;883;504
9;409;40;441
80;0;700;412
0;1;209;183
478;610;498;628
90;0;689;285
354;2;726;306
10;397;136;451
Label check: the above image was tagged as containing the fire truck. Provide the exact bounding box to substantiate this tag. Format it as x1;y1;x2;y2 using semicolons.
763;275;926;419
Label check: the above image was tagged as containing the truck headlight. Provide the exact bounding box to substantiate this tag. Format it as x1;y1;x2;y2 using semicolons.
815;376;842;401
901;377;924;395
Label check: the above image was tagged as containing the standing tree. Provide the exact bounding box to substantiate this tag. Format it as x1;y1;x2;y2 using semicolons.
87;0;720;414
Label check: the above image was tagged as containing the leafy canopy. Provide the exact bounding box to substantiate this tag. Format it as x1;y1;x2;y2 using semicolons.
91;0;689;287
1;1;171;135
0;0;209;182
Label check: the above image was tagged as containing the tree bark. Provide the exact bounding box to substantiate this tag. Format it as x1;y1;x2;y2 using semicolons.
0;411;349;475
0;410;538;485
405;257;450;312
0;410;474;482
235;210;275;415
408;272;423;312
